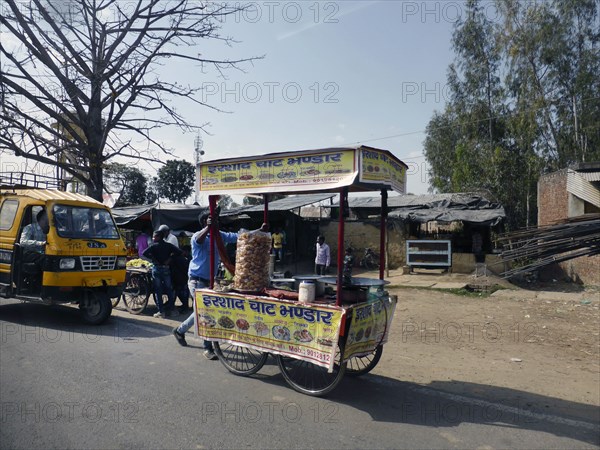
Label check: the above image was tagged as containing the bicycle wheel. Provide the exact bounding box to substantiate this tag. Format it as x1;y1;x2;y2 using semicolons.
122;274;150;315
111;296;121;308
214;342;269;376
346;345;383;376
276;345;346;397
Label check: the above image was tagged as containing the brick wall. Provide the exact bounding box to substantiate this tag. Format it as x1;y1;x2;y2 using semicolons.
538;169;599;286
559;254;600;286
538;169;569;226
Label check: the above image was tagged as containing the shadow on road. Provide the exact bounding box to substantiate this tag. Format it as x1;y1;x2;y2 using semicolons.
255;363;599;447
0;301;175;340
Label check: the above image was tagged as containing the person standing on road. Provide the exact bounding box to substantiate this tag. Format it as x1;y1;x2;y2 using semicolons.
136;227;152;257
271;228;284;262
315;235;330;275
143;230;182;318
158;224;179;248
173;212;267;360
171;245;191;313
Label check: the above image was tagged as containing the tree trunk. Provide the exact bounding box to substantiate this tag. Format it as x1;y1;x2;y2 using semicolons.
86;74;104;202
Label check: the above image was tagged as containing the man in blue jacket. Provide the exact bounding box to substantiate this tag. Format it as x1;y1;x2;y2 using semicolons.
173;212;267;360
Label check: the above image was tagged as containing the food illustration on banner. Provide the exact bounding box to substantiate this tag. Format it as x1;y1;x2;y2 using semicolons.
258;172;274;180
218;316;235;329
236;318;250;331
293;329;314;343
253;321;269;336
300;166;320;177
272;325;291;341
277;170;296;179
317;338;333;347
198;314;216;328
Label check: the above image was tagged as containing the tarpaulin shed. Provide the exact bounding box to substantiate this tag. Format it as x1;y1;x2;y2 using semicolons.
387;193;506;226
328;193;506;226
111;203;208;231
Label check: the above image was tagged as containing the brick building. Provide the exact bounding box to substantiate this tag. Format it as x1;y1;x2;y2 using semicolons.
538;162;600;285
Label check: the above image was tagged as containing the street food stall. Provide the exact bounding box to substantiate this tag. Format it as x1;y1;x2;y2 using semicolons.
194;146;408;396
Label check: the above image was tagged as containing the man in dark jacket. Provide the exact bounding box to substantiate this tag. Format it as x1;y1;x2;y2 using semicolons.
171;245;191;313
142;230;182;318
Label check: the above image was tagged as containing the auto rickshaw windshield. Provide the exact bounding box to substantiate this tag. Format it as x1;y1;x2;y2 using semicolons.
52;204;120;239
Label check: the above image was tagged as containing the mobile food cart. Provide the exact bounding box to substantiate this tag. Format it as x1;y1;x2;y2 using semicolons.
194;146;407;396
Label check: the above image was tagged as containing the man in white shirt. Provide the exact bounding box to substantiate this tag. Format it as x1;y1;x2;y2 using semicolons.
314;235;330;275
158;224;179;248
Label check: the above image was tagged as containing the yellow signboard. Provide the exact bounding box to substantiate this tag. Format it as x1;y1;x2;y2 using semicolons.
200;149;357;193
344;297;396;361
359;148;406;193
194;290;345;370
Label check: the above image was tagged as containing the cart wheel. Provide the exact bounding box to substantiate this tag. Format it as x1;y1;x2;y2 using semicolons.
122;274;150;315
214;342;268;376
346;345;383;376
276;346;346;397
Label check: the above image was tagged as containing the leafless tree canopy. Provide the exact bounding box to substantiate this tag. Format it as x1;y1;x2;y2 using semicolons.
0;0;254;200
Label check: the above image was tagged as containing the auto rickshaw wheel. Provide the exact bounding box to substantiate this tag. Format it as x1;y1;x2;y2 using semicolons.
80;291;112;325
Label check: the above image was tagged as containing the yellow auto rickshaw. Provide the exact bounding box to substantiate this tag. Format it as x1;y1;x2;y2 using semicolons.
0;177;127;324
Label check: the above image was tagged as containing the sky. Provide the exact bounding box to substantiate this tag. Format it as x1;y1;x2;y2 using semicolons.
2;0;480;201
159;0;459;197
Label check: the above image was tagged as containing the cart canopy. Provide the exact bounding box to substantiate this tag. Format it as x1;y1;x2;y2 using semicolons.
199;146;408;196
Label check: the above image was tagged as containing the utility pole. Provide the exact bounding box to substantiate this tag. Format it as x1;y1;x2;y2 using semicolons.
194;134;205;204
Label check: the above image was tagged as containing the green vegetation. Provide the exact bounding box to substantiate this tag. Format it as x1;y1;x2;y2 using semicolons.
424;0;600;230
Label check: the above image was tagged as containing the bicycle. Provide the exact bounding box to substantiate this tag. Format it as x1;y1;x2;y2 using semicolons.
112;267;152;314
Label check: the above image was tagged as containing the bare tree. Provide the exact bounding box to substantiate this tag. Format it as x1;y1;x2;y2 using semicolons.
0;0;255;200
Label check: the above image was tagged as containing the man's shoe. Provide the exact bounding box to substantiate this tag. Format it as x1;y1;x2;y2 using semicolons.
153;312;164;318
173;328;187;347
203;350;218;360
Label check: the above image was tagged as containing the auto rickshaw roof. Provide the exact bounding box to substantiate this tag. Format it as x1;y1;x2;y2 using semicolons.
198;145;408;196
0;188;104;205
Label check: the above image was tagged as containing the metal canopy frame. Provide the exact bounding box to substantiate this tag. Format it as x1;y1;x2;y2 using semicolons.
200;146;407;306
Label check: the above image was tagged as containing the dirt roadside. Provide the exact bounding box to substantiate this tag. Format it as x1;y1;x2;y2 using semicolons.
372;277;599;423
112;271;599;423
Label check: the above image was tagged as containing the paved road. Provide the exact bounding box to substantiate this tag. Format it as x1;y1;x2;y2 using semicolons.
1;300;597;449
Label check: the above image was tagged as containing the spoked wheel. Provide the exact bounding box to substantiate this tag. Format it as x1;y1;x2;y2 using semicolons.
346;345;383;376
121;274;150;315
111;296;121;308
276;345;346;397
214;342;269;376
